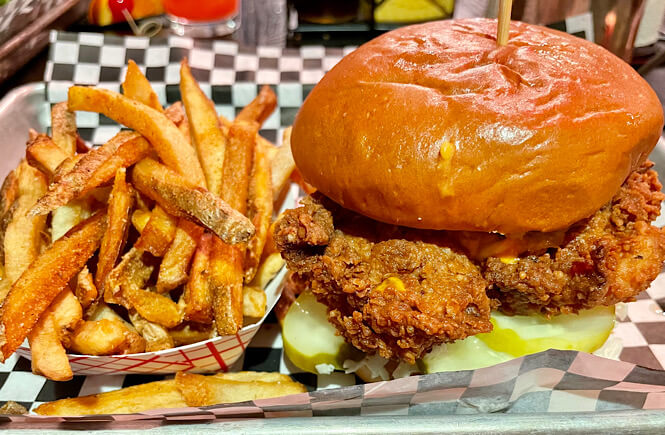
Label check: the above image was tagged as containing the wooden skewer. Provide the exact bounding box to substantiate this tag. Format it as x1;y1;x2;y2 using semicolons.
497;0;513;46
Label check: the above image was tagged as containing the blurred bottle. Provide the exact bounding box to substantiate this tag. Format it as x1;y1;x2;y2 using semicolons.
293;0;360;24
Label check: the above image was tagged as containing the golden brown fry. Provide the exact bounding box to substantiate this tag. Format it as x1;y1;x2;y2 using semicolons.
271;127;296;197
51;102;77;156
122;60;163;112
242;286;267;318
0;211;106;361
96;168;133;293
35;380;186;415
104;247;154;306
68;86;206;186
0;169;18;267
164;101;185;126
180;59;226;194
182;232;213;323
244;144;273;282
75;266;97;310
50;199;92;241
213;371;294;383
4;161;47;284
157;219;203;293
25;134;69;177
249;252;285;290
236;85;277;125
129;311;174;352
30;131;150;216
69;318;145;356
134;205;177;257
77;302;145;354
131;158;254;244
125;286;182;329
28;288;82;381
168;323;213;347
219;114;276;160
51;154;82;183
209;120;258;336
131;209;152;233
175;372;306;407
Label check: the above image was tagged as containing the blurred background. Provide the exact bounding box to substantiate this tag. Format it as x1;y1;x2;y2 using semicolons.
2;0;665;103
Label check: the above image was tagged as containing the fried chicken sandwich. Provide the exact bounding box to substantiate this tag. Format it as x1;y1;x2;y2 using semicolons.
275;19;665;375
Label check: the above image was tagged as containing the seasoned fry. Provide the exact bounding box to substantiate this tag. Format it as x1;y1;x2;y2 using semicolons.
219;114;276;160
180;59;225;194
30;131;150;216
68;86;205;186
168;323;213;347
157;219;203;293
78;302;146;354
28;288;82;381
25;134;69;177
104;247;154;306
130;158;254;244
210;120;258;336
69;318;145;356
50;199;92;241
129;311;174;352
75;266;97;310
249;252;285;290
52;154;82;183
244;144;273;282
164;101;186;126
134;205;177;257
51;102;77;156
175;372;306;406
0;169;18;267
131;209;152;233
122;60;163;112
4;161;47;284
271;127;296;197
0;211;106;361
35;380;187;415
213;371;294;383
242;286;267;318
182;232;213;323
124;286;182;329
96;168;133;292
237;85;277;125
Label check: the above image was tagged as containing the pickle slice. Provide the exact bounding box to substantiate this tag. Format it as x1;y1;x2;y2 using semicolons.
282;291;360;374
421;336;512;373
476;306;615;357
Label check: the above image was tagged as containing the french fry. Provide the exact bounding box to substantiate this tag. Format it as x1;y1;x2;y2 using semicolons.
75;266;97;310
77;302;146;354
134;205;177;257
68;86;206;187
95;168;133;293
52;154;82;183
25;134;69;177
124;286;182;329
210;120;258;336
51;102;77;156
168;323;213;347
131;209;152;233
50;199;92;241
219;114;276;160
236;85;277;125
182;232;213;323
104;247;154;306
69;318;145;356
0;211;107;361
175;372;306;407
122;60;163;112
0;169;18;267
249;252;285;290
164;101;186;126
129;311;174;352
180;59;226;194
130;158;254;244
271;127;296;197
30;131;150;216
35;380;187;415
28;288;82;381
244;144;273;282
213;371;294;383
4;161;47;284
242;286;267;318
156;219;203;293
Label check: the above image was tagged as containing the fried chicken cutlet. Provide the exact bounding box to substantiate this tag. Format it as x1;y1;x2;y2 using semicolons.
275;163;665;363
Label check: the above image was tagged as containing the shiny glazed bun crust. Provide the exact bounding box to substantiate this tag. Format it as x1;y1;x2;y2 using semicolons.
291;19;663;234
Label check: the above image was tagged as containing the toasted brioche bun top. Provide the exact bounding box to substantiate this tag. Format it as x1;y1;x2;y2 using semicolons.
291;19;663;234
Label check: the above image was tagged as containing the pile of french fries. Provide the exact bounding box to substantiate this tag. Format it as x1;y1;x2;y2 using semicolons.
0;59;296;381
35;371;307;416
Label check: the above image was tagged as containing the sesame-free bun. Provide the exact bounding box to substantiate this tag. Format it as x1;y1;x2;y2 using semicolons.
291;19;663;234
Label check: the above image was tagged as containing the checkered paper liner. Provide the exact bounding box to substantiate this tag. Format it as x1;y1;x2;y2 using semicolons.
0;30;664;422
